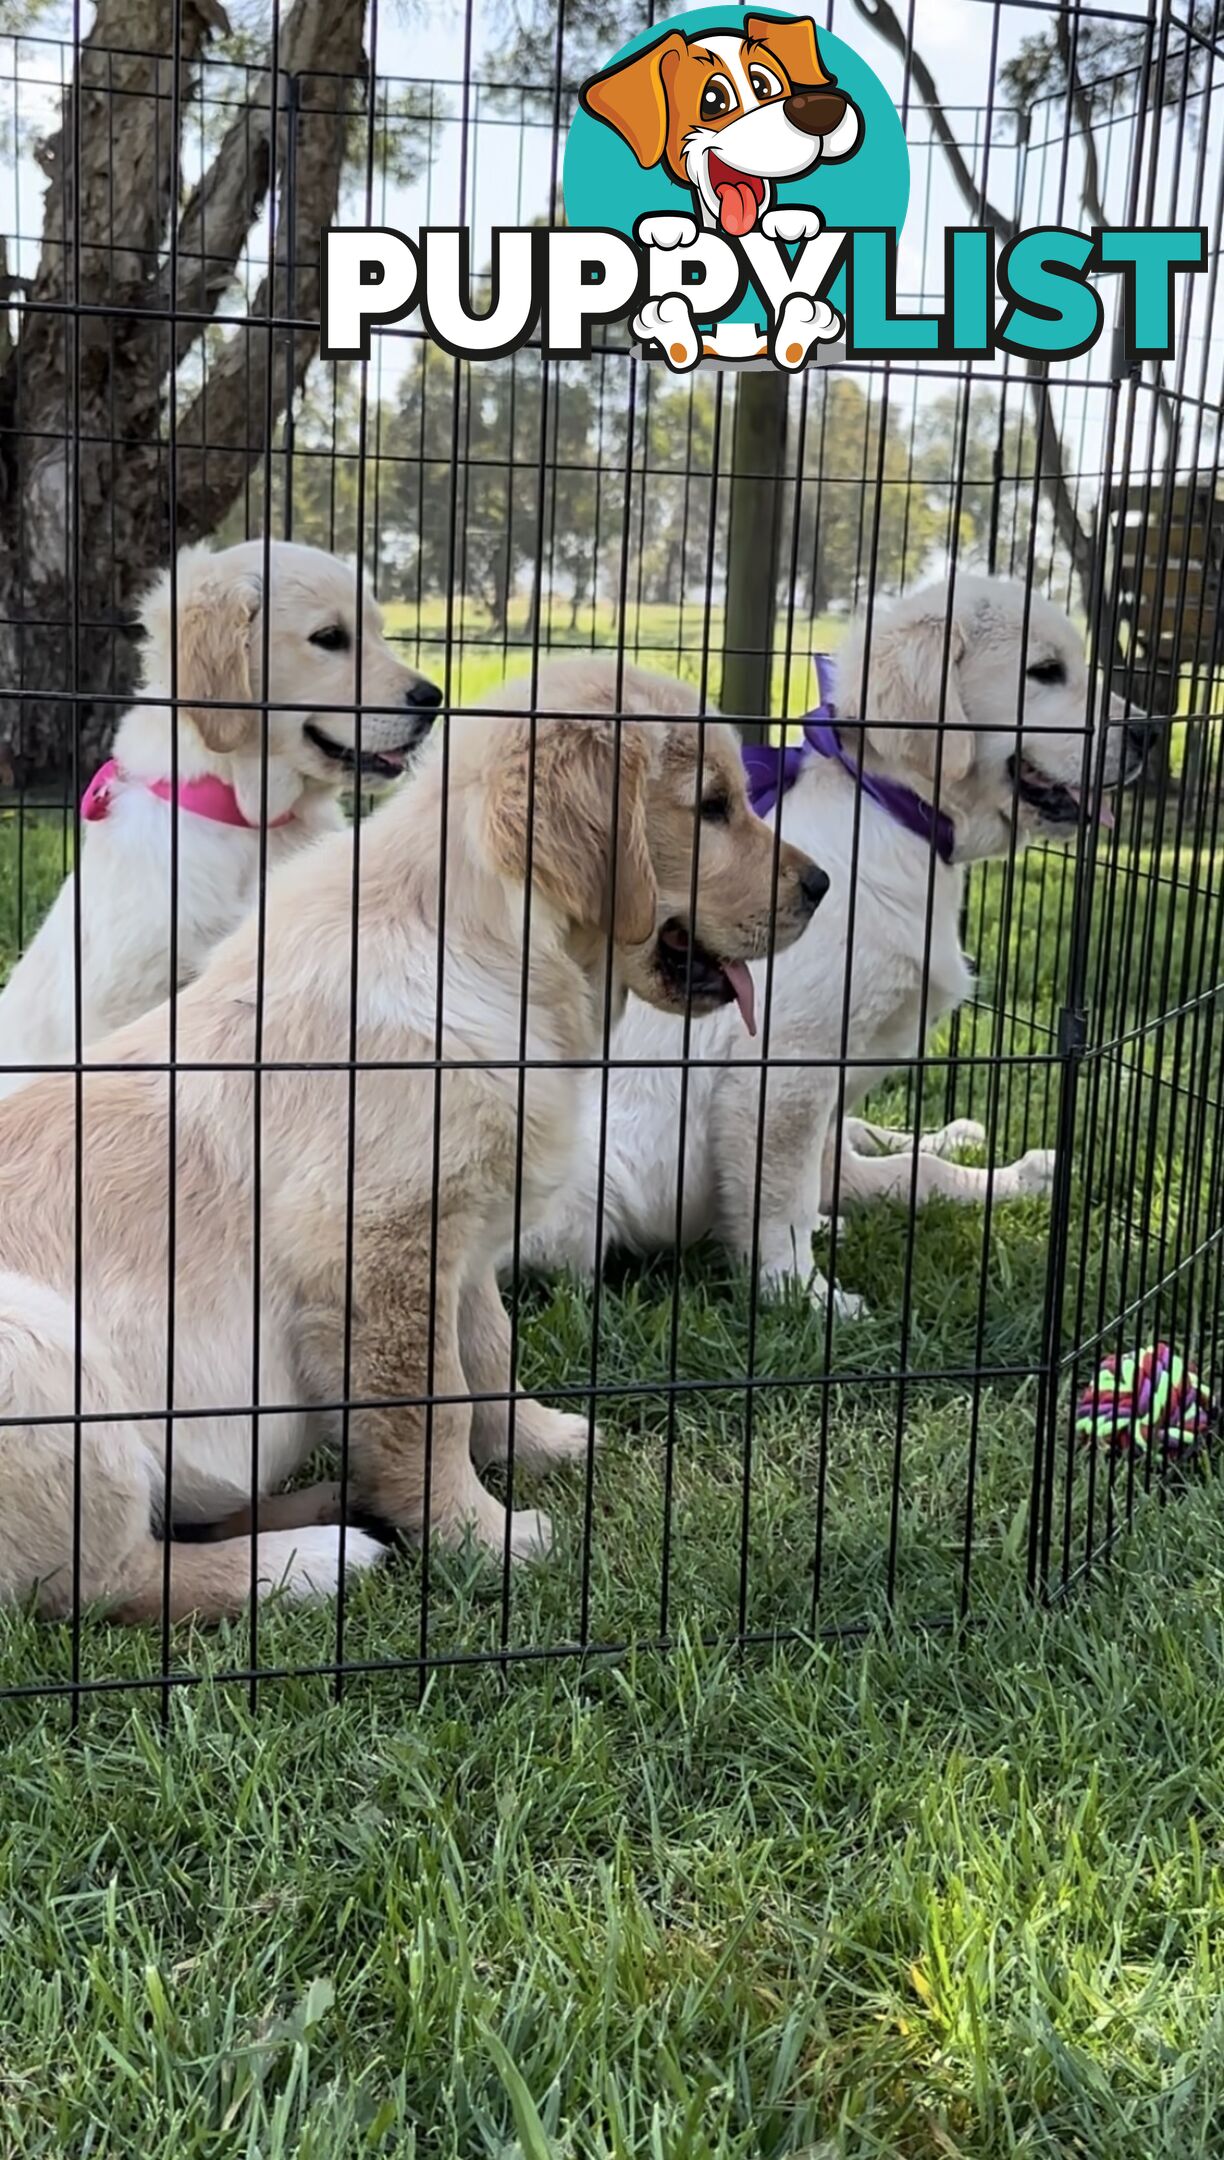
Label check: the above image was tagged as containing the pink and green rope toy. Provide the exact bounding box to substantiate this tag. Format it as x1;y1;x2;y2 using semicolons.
1075;1342;1214;1461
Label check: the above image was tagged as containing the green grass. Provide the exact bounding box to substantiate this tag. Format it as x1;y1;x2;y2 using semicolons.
0;782;1222;2154
379;597;843;716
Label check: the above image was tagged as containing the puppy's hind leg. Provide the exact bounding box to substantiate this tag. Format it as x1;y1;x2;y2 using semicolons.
0;1277;381;1622
348;1232;553;1563
463;1271;594;1473
836;1141;1057;1208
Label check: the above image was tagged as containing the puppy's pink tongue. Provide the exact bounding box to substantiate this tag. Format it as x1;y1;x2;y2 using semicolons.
1067;782;1116;830
717;181;760;236
721;959;757;1036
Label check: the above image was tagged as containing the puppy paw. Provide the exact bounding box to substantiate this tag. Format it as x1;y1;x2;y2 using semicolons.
810;1276;870;1323
257;1525;385;1604
761;205;825;244
636;212;699;250
772;292;842;370
758;1260;867;1321
633;294;700;371
523;1410;597;1467
932;1123;993;1157
508;1508;554;1562
928;1117;989;1155
1011;1147;1058;1197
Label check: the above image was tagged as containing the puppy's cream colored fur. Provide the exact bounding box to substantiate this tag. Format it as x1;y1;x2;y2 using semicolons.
0;540;436;1099
0;693;820;1622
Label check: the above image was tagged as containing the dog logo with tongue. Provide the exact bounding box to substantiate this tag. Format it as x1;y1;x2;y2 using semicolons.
570;7;879;366
582;15;860;236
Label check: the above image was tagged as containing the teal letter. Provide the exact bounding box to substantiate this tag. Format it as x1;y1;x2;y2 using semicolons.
997;228;1100;359
948;228;992;353
1097;229;1206;358
849;230;940;354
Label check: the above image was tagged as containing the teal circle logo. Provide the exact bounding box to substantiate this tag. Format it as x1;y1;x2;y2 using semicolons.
563;7;909;357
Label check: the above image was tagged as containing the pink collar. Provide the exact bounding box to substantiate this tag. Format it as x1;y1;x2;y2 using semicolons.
80;758;295;830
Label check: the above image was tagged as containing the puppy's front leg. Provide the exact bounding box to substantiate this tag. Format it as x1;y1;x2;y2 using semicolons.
463;1270;596;1472
713;1073;867;1320
346;1231;552;1563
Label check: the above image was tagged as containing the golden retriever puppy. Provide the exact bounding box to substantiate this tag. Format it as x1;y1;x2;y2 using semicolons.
0;539;440;1101
0;691;825;1623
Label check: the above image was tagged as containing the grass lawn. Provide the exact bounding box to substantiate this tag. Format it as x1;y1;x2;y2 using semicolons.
378;596;844;717
0;756;1221;2153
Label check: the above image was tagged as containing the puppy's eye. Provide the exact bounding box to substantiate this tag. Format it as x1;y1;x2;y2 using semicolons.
701;790;731;823
700;74;736;120
748;64;782;99
310;624;350;653
1026;658;1066;686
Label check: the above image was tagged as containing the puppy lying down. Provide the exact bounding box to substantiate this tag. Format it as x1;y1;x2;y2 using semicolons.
523;579;1150;1313
0;686;824;1621
0;540;441;1101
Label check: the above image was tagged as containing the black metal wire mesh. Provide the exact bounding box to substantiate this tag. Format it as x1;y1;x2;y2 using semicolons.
0;0;1220;1713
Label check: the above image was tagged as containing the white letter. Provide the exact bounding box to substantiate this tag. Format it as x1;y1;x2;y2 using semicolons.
545;231;641;355
322;228;418;360
422;230;537;358
740;228;844;315
636;219;742;320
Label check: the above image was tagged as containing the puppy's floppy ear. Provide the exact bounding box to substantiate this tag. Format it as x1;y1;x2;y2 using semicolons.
850;614;975;786
744;13;833;88
580;32;686;168
176;569;262;754
485;716;658;946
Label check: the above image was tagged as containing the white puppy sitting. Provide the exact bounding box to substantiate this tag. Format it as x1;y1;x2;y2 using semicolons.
0;539;440;1098
522;578;1151;1313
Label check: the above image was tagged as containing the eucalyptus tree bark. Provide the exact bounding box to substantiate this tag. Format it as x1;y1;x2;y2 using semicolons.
0;0;367;784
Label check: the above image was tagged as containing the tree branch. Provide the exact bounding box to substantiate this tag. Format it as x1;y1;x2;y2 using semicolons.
158;0;366;376
848;0;1097;604
1056;12;1107;230
11;0;228;416
170;0;367;538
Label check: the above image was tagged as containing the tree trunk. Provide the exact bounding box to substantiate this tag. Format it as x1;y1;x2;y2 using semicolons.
0;0;367;786
720;370;788;744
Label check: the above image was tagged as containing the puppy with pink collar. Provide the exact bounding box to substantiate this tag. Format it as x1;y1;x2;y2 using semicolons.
0;539;439;1099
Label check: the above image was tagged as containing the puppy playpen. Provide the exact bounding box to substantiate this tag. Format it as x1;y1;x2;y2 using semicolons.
0;0;1220;1711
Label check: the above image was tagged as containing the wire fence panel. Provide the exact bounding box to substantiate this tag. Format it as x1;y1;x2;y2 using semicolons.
0;0;1219;1716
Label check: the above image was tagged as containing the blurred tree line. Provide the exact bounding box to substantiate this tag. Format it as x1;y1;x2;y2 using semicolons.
223;356;1052;632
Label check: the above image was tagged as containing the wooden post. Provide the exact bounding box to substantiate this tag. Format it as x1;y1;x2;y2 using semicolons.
720;370;788;745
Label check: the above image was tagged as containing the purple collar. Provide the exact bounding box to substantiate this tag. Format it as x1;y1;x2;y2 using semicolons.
741;654;956;866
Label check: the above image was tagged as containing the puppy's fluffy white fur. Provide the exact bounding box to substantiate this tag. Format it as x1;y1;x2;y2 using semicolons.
525;577;1148;1312
0;539;436;1099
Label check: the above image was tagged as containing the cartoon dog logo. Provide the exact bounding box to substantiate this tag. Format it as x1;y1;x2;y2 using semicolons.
580;12;862;365
581;12;861;236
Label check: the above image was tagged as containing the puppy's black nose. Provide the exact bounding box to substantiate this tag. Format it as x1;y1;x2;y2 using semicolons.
405;679;443;709
783;87;849;136
799;862;830;913
1126;718;1157;763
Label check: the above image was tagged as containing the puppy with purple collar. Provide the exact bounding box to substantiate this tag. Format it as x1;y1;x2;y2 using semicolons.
522;578;1152;1317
